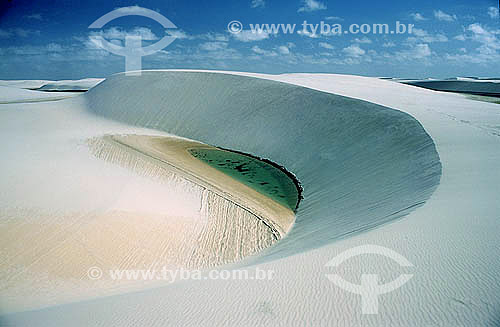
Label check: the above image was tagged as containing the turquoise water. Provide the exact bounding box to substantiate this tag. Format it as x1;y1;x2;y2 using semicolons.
189;148;301;211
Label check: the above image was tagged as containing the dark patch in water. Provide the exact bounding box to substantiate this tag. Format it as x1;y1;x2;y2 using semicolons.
189;147;303;211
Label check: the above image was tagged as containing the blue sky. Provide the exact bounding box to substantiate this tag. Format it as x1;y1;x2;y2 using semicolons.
0;0;499;79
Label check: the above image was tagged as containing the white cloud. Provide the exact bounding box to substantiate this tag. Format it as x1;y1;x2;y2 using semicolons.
25;13;42;20
410;13;426;21
413;43;432;57
203;33;229;42
251;0;265;8
325;16;343;21
199;42;227;51
488;6;499;19
251;46;266;54
434;10;457;22
2;35;247;67
342;44;365;57
395;43;431;60
319;42;334;49
298;0;326;13
454;34;466;41
232;30;270;42
90;27;159;41
278;45;291;55
86;27;163;54
46;43;64;52
192;47;242;61
441;24;500;64
166;30;192;39
0;43;71;57
468;23;500;50
408;28;448;43
251;45;278;57
297;29;319;38
382;42;396;48
411;28;427;37
0;28;40;38
251;44;292;57
352;37;372;44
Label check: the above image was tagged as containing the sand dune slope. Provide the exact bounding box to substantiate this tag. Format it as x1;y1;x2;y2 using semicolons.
84;71;441;260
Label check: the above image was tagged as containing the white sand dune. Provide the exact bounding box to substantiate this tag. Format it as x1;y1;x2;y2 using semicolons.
36;78;104;92
0;85;80;103
82;71;442;260
0;80;50;90
0;78;104;92
1;71;499;326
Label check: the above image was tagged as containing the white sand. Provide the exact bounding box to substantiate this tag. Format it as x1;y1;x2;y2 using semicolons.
102;135;295;235
1;70;499;326
0;80;50;89
0;85;80;103
0;132;290;312
0;78;104;91
37;78;104;91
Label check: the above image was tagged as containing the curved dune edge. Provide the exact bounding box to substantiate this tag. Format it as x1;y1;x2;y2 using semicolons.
91;134;296;237
84;70;442;260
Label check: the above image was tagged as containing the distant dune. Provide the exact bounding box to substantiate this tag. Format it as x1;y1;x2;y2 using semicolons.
36;78;104;92
0;85;79;103
402;79;500;97
0;78;104;92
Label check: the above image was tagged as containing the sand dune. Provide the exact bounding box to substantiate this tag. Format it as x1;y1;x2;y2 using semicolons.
0;85;80;103
0;80;50;90
401;79;500;97
1;71;500;326
0;78;104;92
1;132;294;312
84;71;441;259
36;78;104;92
